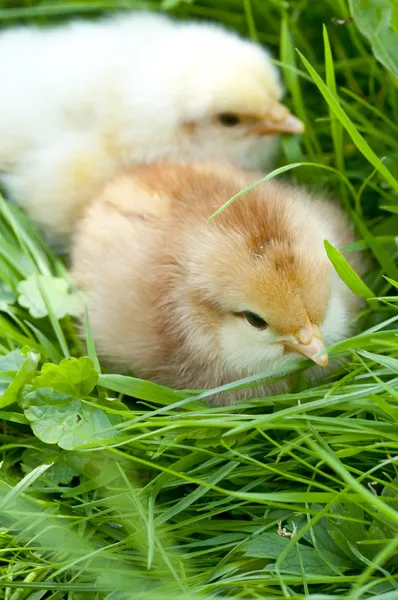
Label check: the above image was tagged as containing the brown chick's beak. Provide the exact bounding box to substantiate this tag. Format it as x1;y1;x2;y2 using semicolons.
284;325;328;367
253;103;304;135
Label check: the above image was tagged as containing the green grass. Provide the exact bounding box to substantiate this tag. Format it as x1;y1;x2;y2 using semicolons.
1;0;398;599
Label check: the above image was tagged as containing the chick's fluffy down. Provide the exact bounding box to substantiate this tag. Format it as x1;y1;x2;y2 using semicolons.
71;162;365;404
0;12;302;238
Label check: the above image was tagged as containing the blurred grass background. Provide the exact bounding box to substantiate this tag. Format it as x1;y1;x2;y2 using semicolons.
0;1;398;599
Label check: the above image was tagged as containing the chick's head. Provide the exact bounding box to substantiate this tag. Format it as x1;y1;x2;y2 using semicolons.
164;182;350;385
170;24;304;170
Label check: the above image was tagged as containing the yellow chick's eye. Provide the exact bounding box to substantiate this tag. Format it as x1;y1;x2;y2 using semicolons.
242;311;268;330
218;113;241;127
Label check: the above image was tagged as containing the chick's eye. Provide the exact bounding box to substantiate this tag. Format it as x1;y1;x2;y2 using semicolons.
243;311;268;330
218;113;241;127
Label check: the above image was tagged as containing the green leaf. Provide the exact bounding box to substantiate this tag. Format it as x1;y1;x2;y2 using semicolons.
0;288;16;312
349;0;398;78
20;388;120;450
324;240;374;298
95;391;129;412
21;443;88;486
26;322;63;363
327;503;374;562
84;306;101;373
208;161;356;221
32;357;98;397
184;533;246;548
0;411;29;424
382;475;398;512
298;50;398;192
323;25;345;178
0;350;40;409
385;276;398;288
0;464;53;510
162;0;193;8
17;275;84;319
327;329;398;356
98;373;188;404
357;349;398;373
351;212;398;280
380;205;398;214
280;18;317;158
0;349;26;372
304;508;349;559
244;531;352;575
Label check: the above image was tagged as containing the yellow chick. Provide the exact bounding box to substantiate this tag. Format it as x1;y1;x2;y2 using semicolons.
0;12;303;239
71;162;364;403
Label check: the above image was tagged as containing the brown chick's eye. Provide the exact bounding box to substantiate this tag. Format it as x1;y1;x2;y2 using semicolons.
218;113;241;127
243;311;268;329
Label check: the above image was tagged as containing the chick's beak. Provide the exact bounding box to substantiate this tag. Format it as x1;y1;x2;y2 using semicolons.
253;102;304;135
283;324;328;367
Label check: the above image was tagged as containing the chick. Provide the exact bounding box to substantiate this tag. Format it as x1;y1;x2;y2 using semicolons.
71;162;364;404
0;12;303;238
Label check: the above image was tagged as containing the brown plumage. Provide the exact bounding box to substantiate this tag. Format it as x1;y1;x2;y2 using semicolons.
71;162;365;404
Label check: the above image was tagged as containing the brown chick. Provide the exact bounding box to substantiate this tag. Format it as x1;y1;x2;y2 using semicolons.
71;162;364;404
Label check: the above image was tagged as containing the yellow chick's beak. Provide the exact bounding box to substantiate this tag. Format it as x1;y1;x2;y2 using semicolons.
283;324;328;367
252;102;304;136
